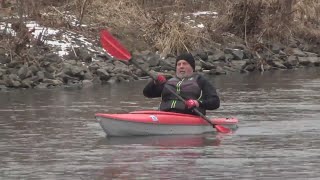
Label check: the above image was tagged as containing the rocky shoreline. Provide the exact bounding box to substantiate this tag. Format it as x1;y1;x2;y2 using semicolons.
0;40;320;91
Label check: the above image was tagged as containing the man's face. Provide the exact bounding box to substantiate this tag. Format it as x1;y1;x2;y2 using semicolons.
176;60;194;79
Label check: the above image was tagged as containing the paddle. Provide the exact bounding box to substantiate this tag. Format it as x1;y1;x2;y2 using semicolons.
100;29;231;134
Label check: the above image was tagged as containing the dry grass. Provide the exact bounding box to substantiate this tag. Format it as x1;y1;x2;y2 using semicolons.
147;19;209;57
215;0;320;46
76;0;212;55
2;0;320;56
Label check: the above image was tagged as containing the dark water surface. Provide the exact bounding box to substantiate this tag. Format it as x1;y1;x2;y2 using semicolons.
1;68;319;180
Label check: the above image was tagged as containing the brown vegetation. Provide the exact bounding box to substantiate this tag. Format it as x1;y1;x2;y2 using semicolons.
1;0;320;56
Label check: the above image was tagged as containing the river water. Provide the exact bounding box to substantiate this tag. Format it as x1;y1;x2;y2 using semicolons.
0;68;319;180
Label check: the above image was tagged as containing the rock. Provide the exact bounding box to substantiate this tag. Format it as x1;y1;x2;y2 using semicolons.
208;66;226;75
230;60;247;70
6;60;22;68
4;74;21;88
305;52;318;57
208;51;225;62
159;59;175;71
0;84;8;91
139;50;153;56
21;79;33;88
271;43;283;54
197;52;209;61
279;50;287;56
113;66;131;75
200;60;216;70
82;80;93;87
114;60;129;69
89;61;112;74
272;60;287;69
43;79;63;86
0;68;5;78
146;54;161;67
292;48;307;57
225;53;234;61
96;68;110;81
232;44;246;50
284;48;306;57
8;74;20;81
66;60;77;65
42;61;51;67
0;80;5;85
232;50;244;60
288;39;299;48
224;48;233;54
36;71;45;82
243;49;254;59
92;77;102;84
45;64;58;73
107;76;120;84
283;56;299;69
57;72;77;84
44;71;55;79
17;65;32;80
0;54;10;64
298;57;320;66
83;71;93;80
70;66;83;76
240;69;249;73
76;47;92;63
43;53;62;63
243;64;256;72
133;68;144;77
29;64;41;74
35;83;49;89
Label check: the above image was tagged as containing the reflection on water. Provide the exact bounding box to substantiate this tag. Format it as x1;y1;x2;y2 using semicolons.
97;134;222;147
0;68;320;179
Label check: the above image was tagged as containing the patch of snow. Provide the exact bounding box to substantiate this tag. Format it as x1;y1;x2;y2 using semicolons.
192;11;218;17
0;20;100;58
0;22;15;35
197;23;204;28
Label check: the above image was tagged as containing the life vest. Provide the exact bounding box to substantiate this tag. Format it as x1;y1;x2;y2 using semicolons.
159;74;205;115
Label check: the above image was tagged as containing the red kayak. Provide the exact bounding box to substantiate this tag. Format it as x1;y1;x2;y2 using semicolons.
95;110;238;136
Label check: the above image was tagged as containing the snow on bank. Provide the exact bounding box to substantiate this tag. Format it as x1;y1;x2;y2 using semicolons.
184;11;218;28
0;20;101;58
192;11;218;17
0;11;218;58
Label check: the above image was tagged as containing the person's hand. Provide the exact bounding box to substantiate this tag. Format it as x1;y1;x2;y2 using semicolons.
185;99;199;109
155;75;166;85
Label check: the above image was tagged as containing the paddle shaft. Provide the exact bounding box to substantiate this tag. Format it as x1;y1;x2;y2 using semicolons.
130;58;157;79
129;58;217;128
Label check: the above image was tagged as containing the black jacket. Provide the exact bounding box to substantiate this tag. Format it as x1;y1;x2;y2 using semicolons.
143;74;220;115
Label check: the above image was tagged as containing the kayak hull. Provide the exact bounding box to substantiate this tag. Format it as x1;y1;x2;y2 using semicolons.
95;110;238;137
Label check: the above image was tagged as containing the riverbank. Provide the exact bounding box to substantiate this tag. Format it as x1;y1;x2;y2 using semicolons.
1;0;320;91
1;39;319;91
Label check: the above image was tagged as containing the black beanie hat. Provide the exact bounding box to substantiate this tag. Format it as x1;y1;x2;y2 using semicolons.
175;53;195;71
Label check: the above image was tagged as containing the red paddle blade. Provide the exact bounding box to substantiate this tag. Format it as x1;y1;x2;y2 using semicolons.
215;125;232;134
100;29;132;61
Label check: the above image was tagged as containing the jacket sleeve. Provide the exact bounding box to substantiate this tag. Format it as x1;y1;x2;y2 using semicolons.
197;75;220;110
143;79;164;98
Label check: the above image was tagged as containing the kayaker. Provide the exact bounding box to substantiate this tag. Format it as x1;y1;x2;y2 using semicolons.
143;53;220;115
